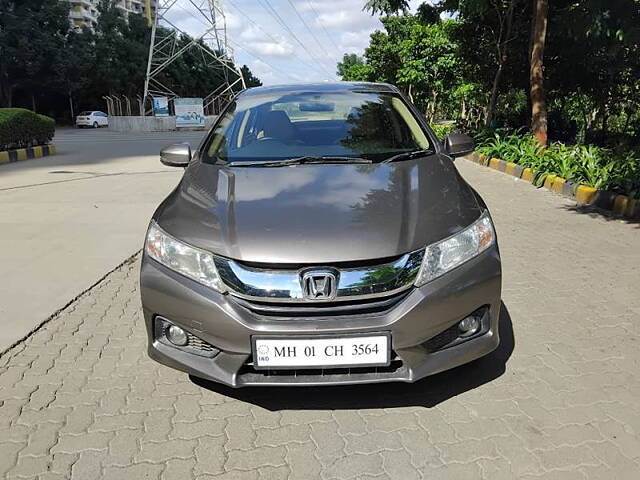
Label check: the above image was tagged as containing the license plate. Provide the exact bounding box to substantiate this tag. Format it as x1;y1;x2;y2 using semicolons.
252;333;390;369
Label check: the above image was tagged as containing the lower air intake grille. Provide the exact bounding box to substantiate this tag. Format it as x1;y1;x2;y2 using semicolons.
185;332;218;354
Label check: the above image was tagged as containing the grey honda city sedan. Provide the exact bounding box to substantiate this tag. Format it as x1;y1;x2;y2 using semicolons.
140;82;501;387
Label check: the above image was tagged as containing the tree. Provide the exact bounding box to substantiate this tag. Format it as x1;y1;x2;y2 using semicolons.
0;0;71;108
54;27;96;118
90;0;150;98
354;0;640;144
544;0;640;142
241;65;262;88
339;13;480;123
416;3;441;24
363;0;409;15
441;0;524;128
395;19;462;119
337;54;372;81
0;0;257;120
529;0;548;145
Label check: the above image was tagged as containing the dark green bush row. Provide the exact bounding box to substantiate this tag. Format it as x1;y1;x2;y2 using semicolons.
0;108;55;151
476;129;640;198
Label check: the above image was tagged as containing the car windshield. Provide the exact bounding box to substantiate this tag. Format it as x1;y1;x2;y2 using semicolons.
79;111;92;116
203;90;431;164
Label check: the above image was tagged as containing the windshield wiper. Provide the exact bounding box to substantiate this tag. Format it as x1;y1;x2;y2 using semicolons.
227;156;372;167
382;149;434;163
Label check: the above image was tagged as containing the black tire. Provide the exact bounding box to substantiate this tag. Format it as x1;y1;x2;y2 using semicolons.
93;121;99;128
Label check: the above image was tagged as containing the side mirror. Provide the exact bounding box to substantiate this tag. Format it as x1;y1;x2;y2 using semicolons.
160;143;191;167
444;133;475;158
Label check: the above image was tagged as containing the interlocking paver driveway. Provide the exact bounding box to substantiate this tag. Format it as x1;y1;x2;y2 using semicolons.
1;159;639;479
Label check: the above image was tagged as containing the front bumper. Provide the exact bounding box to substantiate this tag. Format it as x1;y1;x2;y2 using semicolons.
140;247;502;387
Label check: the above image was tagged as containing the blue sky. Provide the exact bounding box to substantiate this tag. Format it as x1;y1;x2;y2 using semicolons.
166;0;422;85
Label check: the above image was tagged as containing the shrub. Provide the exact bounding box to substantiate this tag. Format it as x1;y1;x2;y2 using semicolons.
476;129;640;197
0;108;55;151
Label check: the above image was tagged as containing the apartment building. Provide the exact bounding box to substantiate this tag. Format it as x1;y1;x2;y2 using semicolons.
66;0;155;30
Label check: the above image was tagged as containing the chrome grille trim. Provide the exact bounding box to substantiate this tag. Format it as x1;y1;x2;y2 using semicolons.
214;250;424;303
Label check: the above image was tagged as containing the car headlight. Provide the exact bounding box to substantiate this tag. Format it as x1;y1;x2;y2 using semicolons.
415;211;495;286
145;222;227;293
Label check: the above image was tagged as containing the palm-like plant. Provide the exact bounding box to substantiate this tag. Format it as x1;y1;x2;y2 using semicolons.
363;0;409;15
575;146;614;190
610;154;640;198
475;130;638;195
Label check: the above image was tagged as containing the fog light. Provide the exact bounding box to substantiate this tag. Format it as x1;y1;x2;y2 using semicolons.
458;316;480;337
166;325;188;346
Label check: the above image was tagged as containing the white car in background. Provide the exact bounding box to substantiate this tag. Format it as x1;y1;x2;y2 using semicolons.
76;111;109;128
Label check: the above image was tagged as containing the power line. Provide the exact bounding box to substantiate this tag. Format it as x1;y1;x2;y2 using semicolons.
225;0;329;78
228;38;299;82
285;0;333;59
257;0;335;79
304;0;341;54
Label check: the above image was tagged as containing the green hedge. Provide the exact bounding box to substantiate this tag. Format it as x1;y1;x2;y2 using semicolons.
0;108;55;151
476;129;640;198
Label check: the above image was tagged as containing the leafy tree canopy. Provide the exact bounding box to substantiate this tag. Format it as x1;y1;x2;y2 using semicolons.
0;0;261;120
354;0;640;145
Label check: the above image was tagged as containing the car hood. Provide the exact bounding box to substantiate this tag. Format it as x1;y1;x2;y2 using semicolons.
155;154;482;264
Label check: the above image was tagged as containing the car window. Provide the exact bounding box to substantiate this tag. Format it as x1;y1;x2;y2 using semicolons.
203;91;430;163
79;111;92;116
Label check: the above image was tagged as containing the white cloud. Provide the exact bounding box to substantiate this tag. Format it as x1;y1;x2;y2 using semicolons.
249;59;278;84
246;41;294;57
239;25;272;42
240;26;294;57
316;10;378;30
339;29;375;54
250;59;273;75
224;11;244;31
155;0;429;85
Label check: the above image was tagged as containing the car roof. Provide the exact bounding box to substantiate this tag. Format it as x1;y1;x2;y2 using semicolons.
240;82;400;97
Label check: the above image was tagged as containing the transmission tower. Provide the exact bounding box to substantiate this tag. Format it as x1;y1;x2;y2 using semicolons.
143;0;246;115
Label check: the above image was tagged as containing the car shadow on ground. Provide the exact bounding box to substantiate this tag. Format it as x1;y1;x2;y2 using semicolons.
191;302;515;411
560;204;640;228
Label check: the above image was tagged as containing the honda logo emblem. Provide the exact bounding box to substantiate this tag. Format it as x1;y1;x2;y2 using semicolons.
301;270;338;301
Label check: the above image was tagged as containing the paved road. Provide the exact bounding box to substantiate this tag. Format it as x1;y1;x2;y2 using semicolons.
0;129;204;352
1;158;639;479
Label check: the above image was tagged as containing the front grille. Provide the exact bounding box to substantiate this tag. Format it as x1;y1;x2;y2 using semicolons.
230;290;411;319
237;352;407;384
214;250;423;304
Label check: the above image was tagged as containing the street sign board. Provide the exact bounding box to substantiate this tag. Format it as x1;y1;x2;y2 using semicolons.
174;98;205;128
152;97;169;117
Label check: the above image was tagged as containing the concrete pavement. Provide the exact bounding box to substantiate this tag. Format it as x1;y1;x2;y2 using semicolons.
1;157;639;479
0;128;205;352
